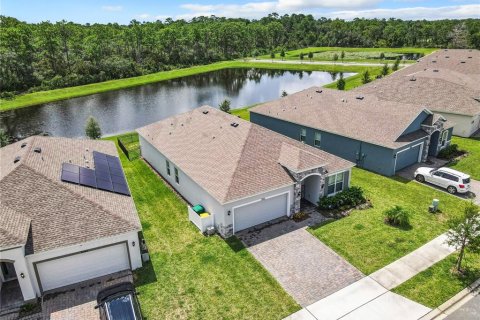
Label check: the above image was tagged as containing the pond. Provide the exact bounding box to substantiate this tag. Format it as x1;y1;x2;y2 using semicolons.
0;68;355;139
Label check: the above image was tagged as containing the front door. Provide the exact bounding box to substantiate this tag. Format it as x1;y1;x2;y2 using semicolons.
1;262;17;281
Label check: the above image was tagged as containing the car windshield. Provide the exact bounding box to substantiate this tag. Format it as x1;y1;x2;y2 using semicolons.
463;178;470;184
105;294;136;320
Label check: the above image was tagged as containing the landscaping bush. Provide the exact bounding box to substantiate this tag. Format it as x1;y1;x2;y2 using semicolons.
318;186;367;210
384;206;410;227
438;144;465;160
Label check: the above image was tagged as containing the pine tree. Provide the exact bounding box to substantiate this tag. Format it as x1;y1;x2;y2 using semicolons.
85;116;102;139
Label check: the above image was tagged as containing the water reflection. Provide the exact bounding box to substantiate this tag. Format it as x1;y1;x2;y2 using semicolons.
0;68;355;138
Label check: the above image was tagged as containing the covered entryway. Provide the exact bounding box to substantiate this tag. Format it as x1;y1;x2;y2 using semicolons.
0;261;24;313
233;192;289;233
35;242;130;293
428;131;440;156
395;142;423;173
301;174;322;206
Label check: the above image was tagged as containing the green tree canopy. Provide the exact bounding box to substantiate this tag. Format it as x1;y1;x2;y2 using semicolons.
219;99;231;113
85;116;102;139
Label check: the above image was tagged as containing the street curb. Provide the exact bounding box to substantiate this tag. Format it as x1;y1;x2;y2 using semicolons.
419;277;480;319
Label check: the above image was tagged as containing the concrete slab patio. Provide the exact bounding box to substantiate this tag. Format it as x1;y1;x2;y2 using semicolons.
237;210;364;307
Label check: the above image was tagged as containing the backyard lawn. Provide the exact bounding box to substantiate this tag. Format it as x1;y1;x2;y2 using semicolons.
392;251;480;308
105;134;300;319
310;168;468;274
448;136;480;180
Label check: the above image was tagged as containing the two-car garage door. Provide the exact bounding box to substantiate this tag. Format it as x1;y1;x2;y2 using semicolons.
233;192;289;233
36;243;130;292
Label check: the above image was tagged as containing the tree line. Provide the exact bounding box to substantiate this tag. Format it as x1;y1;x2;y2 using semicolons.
1;14;479;95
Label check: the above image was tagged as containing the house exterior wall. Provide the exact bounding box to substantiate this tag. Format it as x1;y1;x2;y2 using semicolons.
139;135;295;237
0;246;36;301
324;170;351;197
26;231;141;296
436;112;480;137
251;113;397;176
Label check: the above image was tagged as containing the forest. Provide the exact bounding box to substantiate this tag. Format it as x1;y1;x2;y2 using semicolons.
1;14;479;95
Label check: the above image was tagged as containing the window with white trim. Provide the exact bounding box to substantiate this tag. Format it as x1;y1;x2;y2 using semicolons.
174;167;179;184
328;172;344;195
439;130;448;147
314;132;321;147
300;128;306;143
166;160;171;175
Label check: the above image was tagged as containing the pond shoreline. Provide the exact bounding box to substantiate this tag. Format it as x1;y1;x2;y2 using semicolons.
0;61;378;112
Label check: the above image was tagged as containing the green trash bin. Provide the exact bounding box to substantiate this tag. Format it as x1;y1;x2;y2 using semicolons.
192;205;205;214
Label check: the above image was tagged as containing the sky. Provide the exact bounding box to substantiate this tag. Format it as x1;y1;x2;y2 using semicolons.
2;0;480;24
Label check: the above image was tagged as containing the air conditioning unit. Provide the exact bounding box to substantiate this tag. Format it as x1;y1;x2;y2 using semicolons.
205;226;216;236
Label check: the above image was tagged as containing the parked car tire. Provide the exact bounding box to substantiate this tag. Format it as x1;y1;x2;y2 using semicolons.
447;186;457;194
415;174;425;182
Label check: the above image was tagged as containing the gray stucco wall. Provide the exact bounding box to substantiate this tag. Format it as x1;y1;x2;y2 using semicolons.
251;112;397;176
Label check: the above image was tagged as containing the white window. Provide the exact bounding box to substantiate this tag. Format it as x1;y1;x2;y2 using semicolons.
300;128;306;143
174;167;179;184
328;172;344;196
166;160;171;175
440;130;448;146
314;132;321;147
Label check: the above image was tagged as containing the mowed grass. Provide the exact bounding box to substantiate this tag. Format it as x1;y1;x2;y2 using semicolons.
392;251;480;308
448;136;480;180
104;134;300;319
0;61;372;112
309;168;468;274
258;47;436;62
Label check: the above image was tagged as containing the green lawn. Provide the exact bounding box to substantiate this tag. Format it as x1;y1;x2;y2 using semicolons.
448;136;480;180
258;47;436;63
231;106;254;121
309;168;468;274
104;134;299;319
0;61;374;112
392;251;480;308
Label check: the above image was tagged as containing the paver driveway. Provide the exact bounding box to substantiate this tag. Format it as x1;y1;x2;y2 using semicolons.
237;214;364;307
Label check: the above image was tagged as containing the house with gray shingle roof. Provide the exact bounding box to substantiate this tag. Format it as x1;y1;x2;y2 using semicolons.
0;136;142;303
356;49;480;137
250;87;453;176
137;106;354;237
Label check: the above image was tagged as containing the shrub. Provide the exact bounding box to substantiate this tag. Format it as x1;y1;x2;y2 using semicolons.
438;144;464;160
318;186;367;210
384;206;410;227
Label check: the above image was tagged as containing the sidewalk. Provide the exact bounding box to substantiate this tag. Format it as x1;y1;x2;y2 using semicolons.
285;233;456;320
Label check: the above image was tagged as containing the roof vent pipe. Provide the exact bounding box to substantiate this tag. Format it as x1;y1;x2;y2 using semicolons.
14;156;21;163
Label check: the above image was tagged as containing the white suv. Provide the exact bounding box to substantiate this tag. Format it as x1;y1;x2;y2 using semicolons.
414;167;471;194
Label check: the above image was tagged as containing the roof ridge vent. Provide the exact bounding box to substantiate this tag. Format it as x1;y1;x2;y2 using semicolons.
433;69;439;72
33;147;42;153
14;156;21;163
355;96;364;100
21;142;27;148
230;122;239;128
460;61;466;64
202;110;209;114
315;90;323;93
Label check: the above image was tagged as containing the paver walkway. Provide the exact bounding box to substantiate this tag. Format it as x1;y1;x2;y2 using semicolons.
285;232;456;319
237;209;364;307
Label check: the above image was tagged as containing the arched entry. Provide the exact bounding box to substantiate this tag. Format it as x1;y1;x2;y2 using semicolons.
301;174;323;206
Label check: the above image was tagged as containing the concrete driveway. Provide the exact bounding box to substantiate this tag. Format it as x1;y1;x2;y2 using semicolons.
396;159;479;205
237;210;364;307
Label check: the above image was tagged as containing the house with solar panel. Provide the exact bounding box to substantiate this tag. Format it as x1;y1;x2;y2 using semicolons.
0;136;142;304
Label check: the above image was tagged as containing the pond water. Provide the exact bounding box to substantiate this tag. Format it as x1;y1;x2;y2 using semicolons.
0;68;355;138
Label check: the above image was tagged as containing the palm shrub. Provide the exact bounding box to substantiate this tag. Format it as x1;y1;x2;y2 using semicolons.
219;99;231;113
384;206;410;227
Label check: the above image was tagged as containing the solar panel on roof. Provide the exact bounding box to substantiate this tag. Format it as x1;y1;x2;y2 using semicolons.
80;167;96;177
61;170;80;184
108;159;122;170
80;174;97;188
113;183;130;196
63;163;80;174
110;167;124;177
95;169;112;181
96;178;114;192
111;174;127;185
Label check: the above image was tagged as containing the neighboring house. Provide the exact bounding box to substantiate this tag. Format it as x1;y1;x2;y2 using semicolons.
357;49;480;137
0;136;142;302
137;106;354;237
250;87;453;176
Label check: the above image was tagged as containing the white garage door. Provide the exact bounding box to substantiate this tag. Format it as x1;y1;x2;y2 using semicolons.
234;192;288;233
36;243;130;292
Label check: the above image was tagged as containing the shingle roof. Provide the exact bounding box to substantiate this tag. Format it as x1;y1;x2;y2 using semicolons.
0;136;141;253
356;49;480;116
251;87;432;149
137;106;353;204
0;204;31;249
